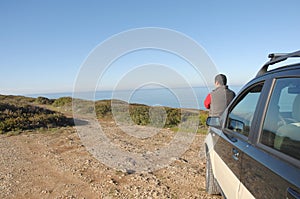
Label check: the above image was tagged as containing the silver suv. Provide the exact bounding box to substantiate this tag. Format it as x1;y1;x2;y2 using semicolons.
205;50;300;199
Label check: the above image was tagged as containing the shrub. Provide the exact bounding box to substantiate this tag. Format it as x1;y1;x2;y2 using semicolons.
0;102;73;133
52;97;72;107
93;99;208;130
95;100;112;117
129;104;150;125
199;110;209;127
0;94;35;105
165;107;181;127
36;96;54;105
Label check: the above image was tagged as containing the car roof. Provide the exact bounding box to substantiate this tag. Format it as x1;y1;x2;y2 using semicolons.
263;63;300;76
256;50;300;77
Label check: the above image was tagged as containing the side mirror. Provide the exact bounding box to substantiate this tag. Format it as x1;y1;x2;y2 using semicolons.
206;117;221;128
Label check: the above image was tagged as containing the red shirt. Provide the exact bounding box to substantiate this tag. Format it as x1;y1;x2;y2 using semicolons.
204;93;211;109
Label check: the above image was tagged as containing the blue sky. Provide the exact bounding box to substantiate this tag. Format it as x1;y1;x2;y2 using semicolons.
1;0;300;95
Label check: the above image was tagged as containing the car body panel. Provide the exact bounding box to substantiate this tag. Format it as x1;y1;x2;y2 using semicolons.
238;182;255;199
206;128;255;199
241;144;300;198
205;58;300;198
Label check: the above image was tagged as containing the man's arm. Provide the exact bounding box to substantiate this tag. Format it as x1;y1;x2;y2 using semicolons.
204;93;211;109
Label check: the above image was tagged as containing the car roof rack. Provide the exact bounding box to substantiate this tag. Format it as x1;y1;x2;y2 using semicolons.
256;50;300;77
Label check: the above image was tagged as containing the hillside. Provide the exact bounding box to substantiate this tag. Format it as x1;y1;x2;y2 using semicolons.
0;94;220;198
0;94;208;134
0;95;73;134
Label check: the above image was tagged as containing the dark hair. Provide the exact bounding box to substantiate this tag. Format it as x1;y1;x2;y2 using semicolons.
215;74;227;85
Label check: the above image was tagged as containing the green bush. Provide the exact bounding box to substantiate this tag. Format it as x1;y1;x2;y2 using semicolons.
199;110;208;126
0;94;35;105
165;107;181;127
129;105;150;125
92;99;208;130
52;97;72;107
0;102;73;134
36;96;54;105
95;100;112;117
148;106;167;127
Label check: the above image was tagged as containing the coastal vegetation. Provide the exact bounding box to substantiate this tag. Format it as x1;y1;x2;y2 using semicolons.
0;94;208;134
0;95;73;134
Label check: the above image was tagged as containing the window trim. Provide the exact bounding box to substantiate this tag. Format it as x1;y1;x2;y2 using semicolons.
224;81;265;142
256;77;300;168
256;142;300;169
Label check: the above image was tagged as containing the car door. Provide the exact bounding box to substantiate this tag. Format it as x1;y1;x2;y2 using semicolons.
240;77;300;199
213;82;264;199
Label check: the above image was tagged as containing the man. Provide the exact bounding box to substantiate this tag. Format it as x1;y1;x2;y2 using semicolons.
204;74;235;116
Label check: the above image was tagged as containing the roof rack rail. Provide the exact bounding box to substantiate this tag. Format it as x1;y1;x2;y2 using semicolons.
256;50;300;77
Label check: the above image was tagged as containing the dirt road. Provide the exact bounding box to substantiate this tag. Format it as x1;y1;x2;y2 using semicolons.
0;119;222;198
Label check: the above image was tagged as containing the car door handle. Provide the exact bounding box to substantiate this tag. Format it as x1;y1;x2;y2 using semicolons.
232;148;239;161
287;187;300;199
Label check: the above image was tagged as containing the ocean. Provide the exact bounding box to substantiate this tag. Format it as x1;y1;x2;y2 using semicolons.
28;86;242;110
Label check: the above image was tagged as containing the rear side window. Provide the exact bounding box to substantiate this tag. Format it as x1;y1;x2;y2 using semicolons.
225;83;263;137
261;78;300;160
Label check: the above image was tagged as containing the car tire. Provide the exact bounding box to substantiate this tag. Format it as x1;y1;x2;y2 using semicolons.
206;152;221;195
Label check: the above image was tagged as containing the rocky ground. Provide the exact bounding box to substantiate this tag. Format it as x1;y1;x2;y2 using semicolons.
0;118;222;199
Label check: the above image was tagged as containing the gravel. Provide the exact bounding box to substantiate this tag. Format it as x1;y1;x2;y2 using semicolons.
0;121;222;199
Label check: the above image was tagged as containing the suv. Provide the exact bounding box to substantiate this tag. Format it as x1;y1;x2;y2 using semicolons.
205;50;300;199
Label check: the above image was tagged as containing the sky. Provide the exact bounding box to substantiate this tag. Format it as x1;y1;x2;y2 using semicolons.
1;0;300;95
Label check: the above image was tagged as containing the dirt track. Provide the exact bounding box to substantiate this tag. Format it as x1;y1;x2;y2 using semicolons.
0;119;222;199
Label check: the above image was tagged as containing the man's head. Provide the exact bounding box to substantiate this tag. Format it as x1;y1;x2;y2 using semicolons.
215;74;227;86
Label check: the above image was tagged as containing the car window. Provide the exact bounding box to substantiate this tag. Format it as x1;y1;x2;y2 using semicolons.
278;87;296;112
261;78;300;160
225;83;263;137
